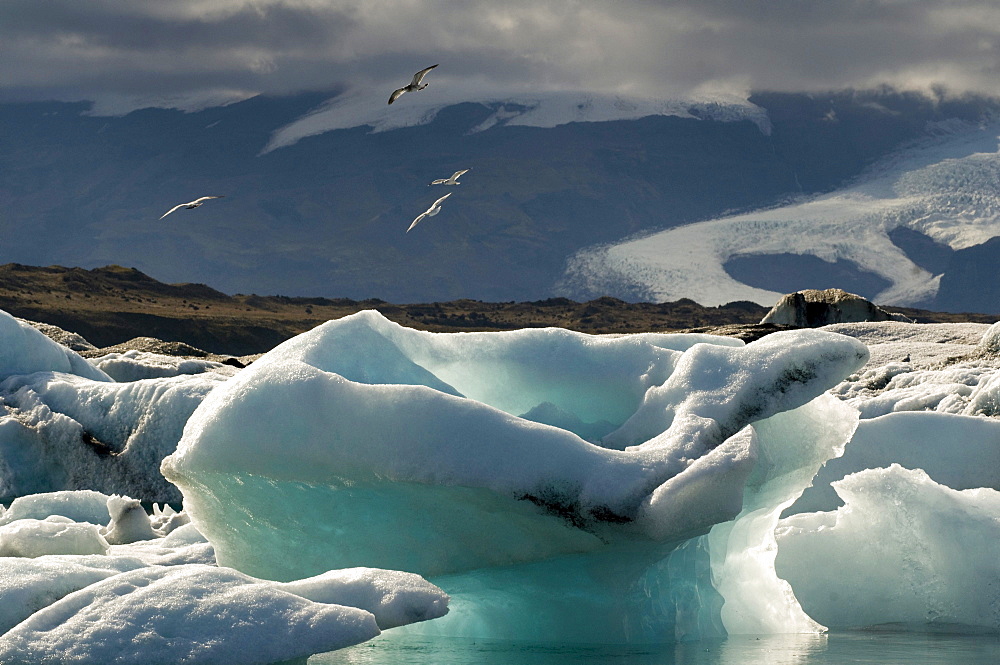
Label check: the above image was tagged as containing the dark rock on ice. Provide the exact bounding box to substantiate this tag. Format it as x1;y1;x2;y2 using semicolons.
761;288;910;327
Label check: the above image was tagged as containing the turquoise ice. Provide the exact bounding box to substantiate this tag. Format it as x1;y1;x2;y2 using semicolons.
162;310;869;642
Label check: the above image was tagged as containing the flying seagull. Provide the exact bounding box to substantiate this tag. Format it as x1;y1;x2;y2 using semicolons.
159;196;225;220
407;192;452;233
388;64;439;105
430;169;470;186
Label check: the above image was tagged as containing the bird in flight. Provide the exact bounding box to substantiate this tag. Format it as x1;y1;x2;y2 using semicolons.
407;192;452;233
389;64;439;105
430;169;470;186
159;196;225;220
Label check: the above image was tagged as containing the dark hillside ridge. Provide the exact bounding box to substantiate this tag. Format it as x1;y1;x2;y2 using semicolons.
0;264;996;356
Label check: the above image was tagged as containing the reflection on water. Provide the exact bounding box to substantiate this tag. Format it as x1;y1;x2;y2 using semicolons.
310;631;1000;665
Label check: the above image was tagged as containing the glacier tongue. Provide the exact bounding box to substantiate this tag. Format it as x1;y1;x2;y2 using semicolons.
161;309;867;641
560;118;1000;308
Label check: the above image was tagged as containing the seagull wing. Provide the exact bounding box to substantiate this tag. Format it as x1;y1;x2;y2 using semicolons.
388;87;407;105
159;204;187;220
406;193;451;233
406;211;429;233
430;178;447;185
450;169;470;181
190;196;224;205
410;64;439;86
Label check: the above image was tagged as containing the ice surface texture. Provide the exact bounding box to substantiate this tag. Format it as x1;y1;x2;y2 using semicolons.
162;310;868;641
0;310;109;382
7;306;1000;650
0;371;224;502
0;490;449;664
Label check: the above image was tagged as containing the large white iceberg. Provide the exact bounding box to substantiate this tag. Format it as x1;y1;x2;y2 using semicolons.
161;310;869;641
6;307;1000;654
777;464;1000;632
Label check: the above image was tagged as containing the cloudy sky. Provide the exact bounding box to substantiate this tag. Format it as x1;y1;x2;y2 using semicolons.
3;0;999;113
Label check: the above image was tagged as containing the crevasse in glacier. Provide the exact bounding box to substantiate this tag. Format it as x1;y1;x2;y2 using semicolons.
161;310;870;642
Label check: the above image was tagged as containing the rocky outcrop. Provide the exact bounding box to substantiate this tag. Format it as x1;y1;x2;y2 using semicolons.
761;289;910;327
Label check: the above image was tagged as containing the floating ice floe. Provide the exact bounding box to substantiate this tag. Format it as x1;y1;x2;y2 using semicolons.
0;310;228;501
0;490;449;664
777;464;1000;632
161;309;869;642
0;371;225;502
5;307;1000;652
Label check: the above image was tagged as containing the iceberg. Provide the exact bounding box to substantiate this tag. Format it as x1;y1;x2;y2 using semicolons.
161;310;868;641
0;310;109;382
89;349;241;382
0;516;110;558
777;464;1000;632
0;565;393;665
5;306;1000;655
0;490;449;664
788;411;1000;514
0;371;225;502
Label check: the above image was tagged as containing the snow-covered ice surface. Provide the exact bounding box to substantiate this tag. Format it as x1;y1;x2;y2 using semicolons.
0;371;225;502
776;464;1000;631
4;307;1000;658
560;119;1000;307
0;311;109;383
825;320;1000;418
261;88;770;153
162;310;871;642
89;349;241;382
0;491;449;664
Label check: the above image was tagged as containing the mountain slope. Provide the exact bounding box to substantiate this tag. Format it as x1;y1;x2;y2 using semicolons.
559;113;1000;312
1;89;996;305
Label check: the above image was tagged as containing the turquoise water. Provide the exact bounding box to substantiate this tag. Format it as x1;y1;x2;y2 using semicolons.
311;631;1000;665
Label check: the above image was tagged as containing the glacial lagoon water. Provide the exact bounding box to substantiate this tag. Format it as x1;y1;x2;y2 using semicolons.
314;631;1000;665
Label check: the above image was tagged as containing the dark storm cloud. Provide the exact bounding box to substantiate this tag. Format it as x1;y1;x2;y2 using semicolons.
649;0;1000;92
2;0;998;111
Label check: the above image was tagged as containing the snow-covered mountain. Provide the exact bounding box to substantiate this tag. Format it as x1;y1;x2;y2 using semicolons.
559;117;1000;312
261;87;771;152
1;88;998;309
